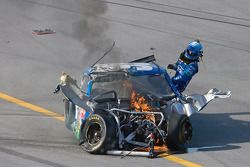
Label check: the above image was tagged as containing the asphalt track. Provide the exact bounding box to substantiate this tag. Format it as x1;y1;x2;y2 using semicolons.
0;0;250;166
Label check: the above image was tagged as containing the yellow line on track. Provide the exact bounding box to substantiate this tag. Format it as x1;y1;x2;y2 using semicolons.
0;91;203;167
0;92;64;121
159;153;203;167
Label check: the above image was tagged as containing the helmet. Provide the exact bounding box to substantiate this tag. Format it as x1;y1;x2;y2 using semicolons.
184;40;203;60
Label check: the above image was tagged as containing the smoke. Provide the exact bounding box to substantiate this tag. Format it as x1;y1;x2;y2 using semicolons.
72;0;121;64
20;0;121;63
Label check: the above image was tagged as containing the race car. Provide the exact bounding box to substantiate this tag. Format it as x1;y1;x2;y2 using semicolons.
54;55;231;157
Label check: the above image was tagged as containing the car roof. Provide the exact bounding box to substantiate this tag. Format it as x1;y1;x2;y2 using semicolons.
85;63;164;76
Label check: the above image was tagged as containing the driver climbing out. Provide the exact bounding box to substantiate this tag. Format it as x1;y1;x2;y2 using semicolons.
168;40;204;93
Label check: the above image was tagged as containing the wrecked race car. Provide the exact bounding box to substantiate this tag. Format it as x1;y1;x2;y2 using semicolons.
54;55;231;157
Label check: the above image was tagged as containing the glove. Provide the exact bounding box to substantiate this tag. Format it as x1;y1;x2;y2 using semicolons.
53;85;60;94
167;64;176;70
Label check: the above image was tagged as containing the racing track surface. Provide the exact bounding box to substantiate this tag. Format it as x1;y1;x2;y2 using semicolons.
0;0;250;166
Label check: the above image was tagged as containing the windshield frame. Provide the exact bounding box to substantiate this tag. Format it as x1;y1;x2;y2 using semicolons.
90;72;175;99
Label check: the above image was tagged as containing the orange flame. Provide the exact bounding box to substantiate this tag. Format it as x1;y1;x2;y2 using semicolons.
130;91;155;122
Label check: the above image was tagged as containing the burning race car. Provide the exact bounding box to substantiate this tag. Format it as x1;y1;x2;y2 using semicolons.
54;55;230;157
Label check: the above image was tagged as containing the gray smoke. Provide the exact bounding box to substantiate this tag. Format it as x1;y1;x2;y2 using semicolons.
72;0;121;64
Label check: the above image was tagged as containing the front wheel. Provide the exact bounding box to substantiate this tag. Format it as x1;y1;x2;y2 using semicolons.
166;113;192;151
81;114;117;154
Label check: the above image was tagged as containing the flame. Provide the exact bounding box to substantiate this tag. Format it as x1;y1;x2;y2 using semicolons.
130;91;155;122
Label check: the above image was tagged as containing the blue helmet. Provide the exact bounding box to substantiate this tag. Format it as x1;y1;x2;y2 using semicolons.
184;40;203;60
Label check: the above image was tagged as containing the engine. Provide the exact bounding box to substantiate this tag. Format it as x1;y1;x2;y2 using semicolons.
118;112;168;148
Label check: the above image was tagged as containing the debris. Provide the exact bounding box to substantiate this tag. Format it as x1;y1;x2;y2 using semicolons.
32;29;56;35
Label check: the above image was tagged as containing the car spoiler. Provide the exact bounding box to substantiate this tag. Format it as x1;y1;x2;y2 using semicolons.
129;55;156;63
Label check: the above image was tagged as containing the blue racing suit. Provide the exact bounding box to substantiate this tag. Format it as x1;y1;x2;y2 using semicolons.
171;59;198;93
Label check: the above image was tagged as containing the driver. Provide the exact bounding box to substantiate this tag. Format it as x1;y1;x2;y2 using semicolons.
167;40;204;93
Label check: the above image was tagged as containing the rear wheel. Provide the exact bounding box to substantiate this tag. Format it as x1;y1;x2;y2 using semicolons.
81;114;117;154
166;113;192;150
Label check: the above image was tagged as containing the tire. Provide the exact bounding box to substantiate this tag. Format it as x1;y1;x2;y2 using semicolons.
64;99;76;130
166;113;192;150
81;114;117;154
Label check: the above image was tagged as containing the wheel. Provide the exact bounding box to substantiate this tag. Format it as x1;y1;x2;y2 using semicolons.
166;113;192;150
81;114;117;154
64;99;75;130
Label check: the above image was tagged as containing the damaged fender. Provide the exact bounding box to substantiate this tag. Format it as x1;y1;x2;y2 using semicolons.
170;88;231;117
